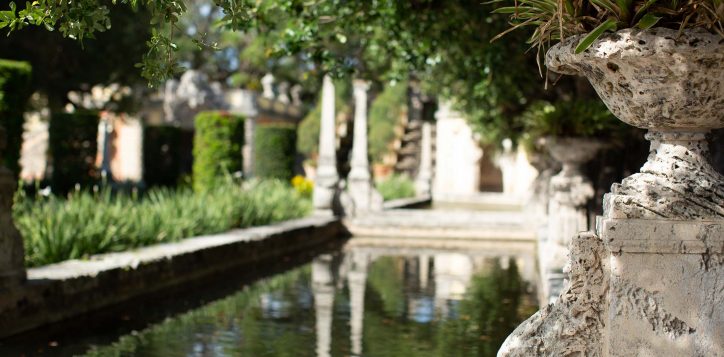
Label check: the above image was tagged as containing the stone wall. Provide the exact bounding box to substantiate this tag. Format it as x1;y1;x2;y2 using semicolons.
0;217;346;338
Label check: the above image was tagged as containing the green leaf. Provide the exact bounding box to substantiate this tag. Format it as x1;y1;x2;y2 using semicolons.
636;13;661;29
575;18;618;53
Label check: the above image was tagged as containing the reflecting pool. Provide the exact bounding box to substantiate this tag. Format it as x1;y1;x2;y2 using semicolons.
5;237;539;357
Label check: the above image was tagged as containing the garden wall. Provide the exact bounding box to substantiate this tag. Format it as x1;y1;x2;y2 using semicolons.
0;216;347;338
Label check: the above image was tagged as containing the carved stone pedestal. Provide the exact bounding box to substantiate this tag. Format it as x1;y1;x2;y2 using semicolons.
499;28;723;356
540;138;601;303
0;126;26;289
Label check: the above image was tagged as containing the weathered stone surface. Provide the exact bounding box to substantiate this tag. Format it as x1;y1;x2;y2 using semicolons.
540;137;601;303
0;126;26;290
499;232;607;357
500;28;724;357
546;28;724;131
604;131;724;220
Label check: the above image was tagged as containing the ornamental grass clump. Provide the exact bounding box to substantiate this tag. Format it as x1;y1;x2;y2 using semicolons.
493;0;723;53
14;180;311;267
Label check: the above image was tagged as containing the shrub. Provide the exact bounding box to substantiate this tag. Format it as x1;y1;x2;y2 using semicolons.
48;111;99;194
376;174;416;201
14;179;312;267
143;125;194;187
192;111;245;192
0;59;33;176
254;124;297;180
369;81;407;164
518;99;621;139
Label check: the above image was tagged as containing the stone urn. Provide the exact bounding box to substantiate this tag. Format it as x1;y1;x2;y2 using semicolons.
499;28;723;356
546;28;724;219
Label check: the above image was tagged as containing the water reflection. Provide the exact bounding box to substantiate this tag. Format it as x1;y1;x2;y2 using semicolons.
64;237;538;357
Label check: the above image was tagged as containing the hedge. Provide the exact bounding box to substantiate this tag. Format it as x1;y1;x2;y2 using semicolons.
0;59;33;176
143;125;194;187
255;124;297;180
192;111;245;192
49;111;99;194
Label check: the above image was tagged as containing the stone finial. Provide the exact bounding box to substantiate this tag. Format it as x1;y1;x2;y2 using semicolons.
290;84;303;106
277;81;291;103
261;73;275;99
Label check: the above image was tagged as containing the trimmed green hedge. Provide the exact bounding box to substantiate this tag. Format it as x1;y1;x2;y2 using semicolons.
144;125;194;187
255;124;297;180
0;59;33;176
49;111;99;194
192;111;245;192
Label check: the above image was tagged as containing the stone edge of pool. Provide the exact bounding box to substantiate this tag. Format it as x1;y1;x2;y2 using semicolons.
0;216;348;339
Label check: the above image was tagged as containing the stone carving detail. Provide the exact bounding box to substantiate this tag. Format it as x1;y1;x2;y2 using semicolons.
499;232;607;356
546;28;723;131
163;70;226;129
605;131;724;220
0;126;27;289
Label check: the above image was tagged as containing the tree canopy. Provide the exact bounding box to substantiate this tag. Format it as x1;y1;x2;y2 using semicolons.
1;0;603;145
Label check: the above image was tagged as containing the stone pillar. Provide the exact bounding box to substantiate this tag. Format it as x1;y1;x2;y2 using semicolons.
0;125;26;289
312;254;336;357
415;121;433;197
313;75;340;213
348;79;382;214
540;137;601;303
348;252;369;357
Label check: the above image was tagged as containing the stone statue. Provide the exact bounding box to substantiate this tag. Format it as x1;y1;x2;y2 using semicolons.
261;73;275;99
163;70;226;129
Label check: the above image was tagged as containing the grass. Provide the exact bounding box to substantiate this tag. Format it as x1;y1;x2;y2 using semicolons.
376;174;416;201
14;180;312;267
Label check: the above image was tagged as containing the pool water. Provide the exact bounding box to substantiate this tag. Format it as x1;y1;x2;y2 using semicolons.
6;237;539;357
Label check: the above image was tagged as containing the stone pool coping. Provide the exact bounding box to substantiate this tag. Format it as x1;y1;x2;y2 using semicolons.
0;216;347;339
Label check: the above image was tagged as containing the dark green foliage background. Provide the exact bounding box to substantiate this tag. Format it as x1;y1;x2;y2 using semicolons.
48;111;99;193
143;125;194;187
0;59;32;176
255;124;297;180
192;111;245;192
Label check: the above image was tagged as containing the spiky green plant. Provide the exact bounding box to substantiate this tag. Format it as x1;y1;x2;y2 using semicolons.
14;179;311;267
493;0;723;54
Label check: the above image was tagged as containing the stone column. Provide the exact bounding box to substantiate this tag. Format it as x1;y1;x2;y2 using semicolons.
313;75;340;213
0;125;26;289
540;137;601;303
312;254;336;357
261;73;275;99
348;252;369;357
415;121;433;197
348;79;382;214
